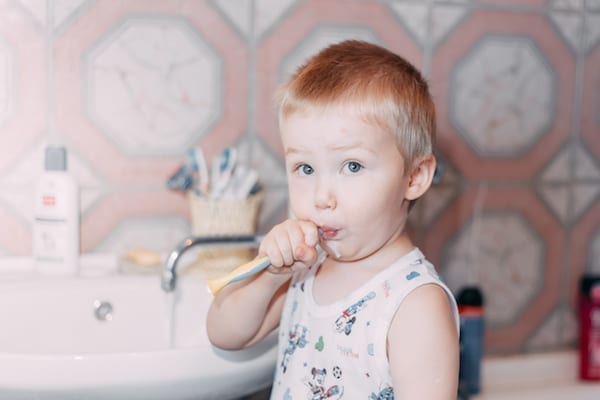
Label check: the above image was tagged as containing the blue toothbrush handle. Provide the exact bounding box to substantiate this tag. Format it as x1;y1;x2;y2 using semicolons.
206;256;271;295
228;257;271;284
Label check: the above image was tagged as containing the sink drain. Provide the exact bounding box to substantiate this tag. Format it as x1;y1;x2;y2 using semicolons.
93;300;113;321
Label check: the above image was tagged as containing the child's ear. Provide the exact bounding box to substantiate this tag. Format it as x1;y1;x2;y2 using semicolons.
405;154;436;201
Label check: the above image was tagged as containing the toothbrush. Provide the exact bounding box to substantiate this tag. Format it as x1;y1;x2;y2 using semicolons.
205;230;339;296
190;147;209;196
206;256;271;296
210;147;237;199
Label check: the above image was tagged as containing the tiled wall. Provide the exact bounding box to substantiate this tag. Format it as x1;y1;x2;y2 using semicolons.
0;0;598;355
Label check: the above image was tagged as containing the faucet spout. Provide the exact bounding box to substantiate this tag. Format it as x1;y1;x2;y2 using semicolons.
161;235;262;292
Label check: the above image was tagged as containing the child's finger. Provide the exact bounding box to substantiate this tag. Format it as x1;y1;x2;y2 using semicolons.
274;233;294;266
298;220;319;247
294;243;318;266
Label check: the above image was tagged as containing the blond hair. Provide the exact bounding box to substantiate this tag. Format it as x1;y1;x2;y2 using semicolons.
276;40;435;172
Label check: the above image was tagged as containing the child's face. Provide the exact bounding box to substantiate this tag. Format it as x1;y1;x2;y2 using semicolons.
281;108;412;261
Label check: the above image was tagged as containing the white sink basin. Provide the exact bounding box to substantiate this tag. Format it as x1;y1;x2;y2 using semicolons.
0;257;277;400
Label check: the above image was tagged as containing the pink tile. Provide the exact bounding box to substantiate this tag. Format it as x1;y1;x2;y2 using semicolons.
255;0;422;159
568;201;600;305
0;9;46;172
431;8;575;180
581;45;600;157
0;204;30;255
82;189;186;252
53;0;248;184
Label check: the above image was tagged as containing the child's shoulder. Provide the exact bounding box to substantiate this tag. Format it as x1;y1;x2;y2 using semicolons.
382;248;459;324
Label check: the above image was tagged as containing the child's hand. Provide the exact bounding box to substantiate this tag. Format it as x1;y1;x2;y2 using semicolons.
258;219;320;275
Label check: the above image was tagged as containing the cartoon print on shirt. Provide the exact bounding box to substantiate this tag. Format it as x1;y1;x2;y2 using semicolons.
304;367;344;399
410;258;423;266
281;323;309;373
334;291;376;335
315;335;325;352
382;279;392;297
369;385;394;400
270;250;455;399
405;270;421;280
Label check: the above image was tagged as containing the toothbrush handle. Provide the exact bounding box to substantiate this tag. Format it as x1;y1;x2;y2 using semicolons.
206;256;271;296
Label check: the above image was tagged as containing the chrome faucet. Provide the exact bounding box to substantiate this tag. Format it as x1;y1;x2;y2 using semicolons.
161;234;262;292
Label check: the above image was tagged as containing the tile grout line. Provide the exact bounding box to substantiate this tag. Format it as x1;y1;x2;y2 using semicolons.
247;0;257;166
560;2;588;347
46;0;56;144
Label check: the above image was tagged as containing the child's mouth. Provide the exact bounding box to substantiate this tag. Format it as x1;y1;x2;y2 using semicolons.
317;226;341;258
318;226;338;240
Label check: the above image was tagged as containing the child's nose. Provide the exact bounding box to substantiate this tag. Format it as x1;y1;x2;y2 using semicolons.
314;179;337;210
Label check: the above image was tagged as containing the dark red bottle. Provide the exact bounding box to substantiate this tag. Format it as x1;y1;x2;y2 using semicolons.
579;275;600;381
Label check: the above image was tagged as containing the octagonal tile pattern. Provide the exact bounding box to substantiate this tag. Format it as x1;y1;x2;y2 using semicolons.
95;216;189;255
0;141;104;223
81;189;188;252
581;39;600;157
0;3;49;255
53;0;247;181
210;0;299;40
547;0;600;54
50;0;248;251
408;154;462;239
18;0;91;32
568;201;600;304
424;187;564;353
525;305;577;351
431;8;575;180
388;0;471;49
451;35;554;158
85;16;222;156
444;211;544;327
0;5;46;173
0;0;596;359
536;142;600;223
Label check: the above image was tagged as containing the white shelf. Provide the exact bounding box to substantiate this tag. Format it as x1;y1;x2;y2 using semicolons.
473;351;600;399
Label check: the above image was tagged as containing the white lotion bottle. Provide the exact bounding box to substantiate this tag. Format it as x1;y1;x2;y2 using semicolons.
33;146;80;275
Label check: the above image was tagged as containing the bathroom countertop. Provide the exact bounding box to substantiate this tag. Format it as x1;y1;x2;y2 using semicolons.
473;350;600;399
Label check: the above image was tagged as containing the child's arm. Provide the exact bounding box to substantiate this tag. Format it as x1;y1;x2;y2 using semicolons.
206;219;320;350
388;284;459;399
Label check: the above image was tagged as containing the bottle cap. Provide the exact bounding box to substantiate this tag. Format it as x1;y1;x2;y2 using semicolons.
580;275;600;301
45;146;67;171
457;286;484;307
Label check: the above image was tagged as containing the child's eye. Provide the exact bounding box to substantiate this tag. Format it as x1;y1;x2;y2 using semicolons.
344;161;363;174
298;164;314;176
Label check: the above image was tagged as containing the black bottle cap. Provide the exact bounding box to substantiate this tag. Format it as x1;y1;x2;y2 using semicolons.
580;275;600;296
457;286;484;307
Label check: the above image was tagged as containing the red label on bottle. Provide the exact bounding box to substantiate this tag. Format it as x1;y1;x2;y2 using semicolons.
580;297;600;380
458;305;484;317
42;195;56;207
591;285;600;302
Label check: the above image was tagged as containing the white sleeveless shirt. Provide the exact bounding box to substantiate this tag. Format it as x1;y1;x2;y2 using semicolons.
270;248;459;399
